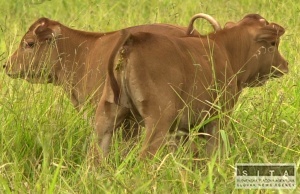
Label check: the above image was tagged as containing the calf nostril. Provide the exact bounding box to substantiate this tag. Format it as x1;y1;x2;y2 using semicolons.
3;60;9;69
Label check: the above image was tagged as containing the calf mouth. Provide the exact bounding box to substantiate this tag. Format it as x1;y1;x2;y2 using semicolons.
271;71;287;79
249;69;287;87
6;73;21;79
271;65;289;78
6;72;53;83
248;78;268;87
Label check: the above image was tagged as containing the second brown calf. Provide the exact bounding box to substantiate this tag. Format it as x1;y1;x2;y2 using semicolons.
95;14;288;160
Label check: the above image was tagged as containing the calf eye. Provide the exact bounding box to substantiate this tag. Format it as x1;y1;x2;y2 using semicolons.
27;42;35;48
270;41;276;46
23;40;35;49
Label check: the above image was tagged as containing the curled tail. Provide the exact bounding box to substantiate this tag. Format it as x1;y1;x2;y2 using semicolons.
108;29;132;104
186;13;221;35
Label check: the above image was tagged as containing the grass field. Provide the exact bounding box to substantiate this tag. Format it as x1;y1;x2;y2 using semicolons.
0;0;299;193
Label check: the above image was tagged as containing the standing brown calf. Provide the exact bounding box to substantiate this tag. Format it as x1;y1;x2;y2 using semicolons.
3;14;220;117
95;14;288;159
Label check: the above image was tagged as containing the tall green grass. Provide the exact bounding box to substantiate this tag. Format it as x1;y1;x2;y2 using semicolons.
0;0;299;193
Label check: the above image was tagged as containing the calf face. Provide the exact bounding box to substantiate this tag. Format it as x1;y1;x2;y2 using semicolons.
224;14;288;87
252;23;288;86
4;18;61;83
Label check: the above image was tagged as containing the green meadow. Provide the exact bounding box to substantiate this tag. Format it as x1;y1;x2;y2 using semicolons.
0;0;299;193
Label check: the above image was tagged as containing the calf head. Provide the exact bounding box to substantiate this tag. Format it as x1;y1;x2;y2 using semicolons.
3;18;61;83
225;14;288;87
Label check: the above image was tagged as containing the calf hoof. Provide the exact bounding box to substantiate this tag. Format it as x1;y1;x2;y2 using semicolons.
87;144;107;166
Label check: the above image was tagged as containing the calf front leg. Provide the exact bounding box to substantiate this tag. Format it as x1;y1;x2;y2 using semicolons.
203;120;220;156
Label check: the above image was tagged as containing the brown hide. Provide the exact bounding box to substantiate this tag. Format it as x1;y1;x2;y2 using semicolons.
96;14;288;159
3;17;202;113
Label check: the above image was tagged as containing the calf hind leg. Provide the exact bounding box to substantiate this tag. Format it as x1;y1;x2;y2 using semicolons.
139;110;177;159
91;100;129;163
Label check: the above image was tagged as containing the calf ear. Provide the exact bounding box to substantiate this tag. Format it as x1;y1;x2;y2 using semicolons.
255;23;285;42
224;22;236;29
33;18;61;41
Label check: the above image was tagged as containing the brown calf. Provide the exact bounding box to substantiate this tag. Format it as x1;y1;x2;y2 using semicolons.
3;14;220;116
95;14;288;159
